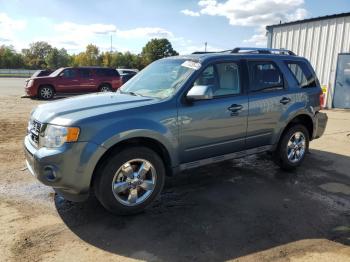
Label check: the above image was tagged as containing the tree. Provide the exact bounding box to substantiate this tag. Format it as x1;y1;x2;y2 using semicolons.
0;45;24;68
102;51;112;67
85;44;101;66
141;38;178;64
71;44;101;66
21;41;53;68
46;48;70;69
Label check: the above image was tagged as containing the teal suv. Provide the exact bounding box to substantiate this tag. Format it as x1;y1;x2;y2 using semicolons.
24;48;327;214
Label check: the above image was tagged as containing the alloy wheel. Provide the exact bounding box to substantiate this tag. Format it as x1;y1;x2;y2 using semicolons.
287;131;306;163
40;87;53;99
111;159;157;206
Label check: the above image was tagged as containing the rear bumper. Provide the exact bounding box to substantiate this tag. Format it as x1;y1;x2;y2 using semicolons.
313;112;328;139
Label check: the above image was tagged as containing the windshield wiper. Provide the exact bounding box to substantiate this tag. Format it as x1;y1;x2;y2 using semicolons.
118;90;138;96
119;90;150;98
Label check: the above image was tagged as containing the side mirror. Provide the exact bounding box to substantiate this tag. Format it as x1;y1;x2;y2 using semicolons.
186;85;214;101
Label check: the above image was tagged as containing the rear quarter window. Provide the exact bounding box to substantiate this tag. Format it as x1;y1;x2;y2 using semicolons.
96;68;120;77
284;60;318;88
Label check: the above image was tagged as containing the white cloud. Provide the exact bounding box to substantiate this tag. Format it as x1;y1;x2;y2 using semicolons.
0;13;26;45
54;22;116;35
116;27;174;39
181;9;200;17
244;27;267;46
197;0;307;26
48;21;175;52
184;0;308;46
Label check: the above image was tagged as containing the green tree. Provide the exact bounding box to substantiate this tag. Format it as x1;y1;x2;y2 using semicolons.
0;45;24;68
141;38;178;64
45;48;70;69
21;41;53;68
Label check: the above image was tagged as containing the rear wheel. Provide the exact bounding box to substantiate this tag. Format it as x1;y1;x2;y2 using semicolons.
274;124;309;170
38;85;54;100
94;147;165;215
99;84;112;92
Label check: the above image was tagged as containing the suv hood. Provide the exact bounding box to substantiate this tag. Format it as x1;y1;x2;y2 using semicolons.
32;92;156;125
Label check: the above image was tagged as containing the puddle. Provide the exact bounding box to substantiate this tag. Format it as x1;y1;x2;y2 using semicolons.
332;225;350;233
0;180;54;206
319;182;350;195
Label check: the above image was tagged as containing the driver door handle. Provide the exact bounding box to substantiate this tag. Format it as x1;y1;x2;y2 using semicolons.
228;104;243;112
280;97;291;105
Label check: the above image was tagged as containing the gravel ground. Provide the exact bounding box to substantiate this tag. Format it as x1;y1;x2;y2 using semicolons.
0;78;350;262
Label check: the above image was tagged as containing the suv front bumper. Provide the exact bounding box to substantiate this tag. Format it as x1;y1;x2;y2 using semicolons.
24;135;106;201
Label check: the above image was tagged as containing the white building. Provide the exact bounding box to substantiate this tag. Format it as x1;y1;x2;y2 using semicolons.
266;12;350;108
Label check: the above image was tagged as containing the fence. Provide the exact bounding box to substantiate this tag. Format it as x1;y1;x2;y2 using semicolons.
0;69;37;78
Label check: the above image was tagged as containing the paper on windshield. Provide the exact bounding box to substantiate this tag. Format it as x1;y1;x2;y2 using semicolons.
181;60;201;70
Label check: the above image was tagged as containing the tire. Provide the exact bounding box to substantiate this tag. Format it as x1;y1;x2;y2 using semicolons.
99;84;112;92
274;124;309;170
94;146;165;215
38;85;54;100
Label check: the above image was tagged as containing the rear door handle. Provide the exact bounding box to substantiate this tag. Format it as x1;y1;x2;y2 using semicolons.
280;97;291;105
228;104;243;112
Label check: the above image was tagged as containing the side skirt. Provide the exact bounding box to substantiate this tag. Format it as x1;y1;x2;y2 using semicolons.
179;145;272;171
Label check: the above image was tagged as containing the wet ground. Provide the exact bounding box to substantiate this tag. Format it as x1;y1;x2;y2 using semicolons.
0;78;350;261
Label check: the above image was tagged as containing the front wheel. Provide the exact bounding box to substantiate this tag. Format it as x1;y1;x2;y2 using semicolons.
94;147;165;215
274;124;309;170
38;85;54;100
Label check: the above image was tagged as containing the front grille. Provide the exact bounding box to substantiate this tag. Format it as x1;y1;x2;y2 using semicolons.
29;120;42;146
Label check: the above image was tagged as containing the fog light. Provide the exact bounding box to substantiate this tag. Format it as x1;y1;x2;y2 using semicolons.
44;166;57;181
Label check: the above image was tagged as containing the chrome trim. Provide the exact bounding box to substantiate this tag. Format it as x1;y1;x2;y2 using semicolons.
180;145;272;171
185;137;245;152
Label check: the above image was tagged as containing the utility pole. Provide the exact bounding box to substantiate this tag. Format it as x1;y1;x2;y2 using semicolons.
204;42;207;52
110;34;113;53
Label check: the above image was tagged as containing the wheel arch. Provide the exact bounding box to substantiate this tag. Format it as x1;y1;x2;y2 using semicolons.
276;113;314;149
90;136;173;191
98;82;112;90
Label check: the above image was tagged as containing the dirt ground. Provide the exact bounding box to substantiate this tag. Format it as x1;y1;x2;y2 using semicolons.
0;78;350;262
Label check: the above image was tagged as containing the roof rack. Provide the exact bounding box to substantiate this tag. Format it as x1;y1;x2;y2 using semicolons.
230;47;296;55
192;47;296;56
192;51;219;54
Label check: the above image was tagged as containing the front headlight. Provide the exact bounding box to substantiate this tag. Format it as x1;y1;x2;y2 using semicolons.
40;124;80;148
27;79;34;87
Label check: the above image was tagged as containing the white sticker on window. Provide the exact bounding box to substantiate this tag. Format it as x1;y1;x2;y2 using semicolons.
181;60;201;70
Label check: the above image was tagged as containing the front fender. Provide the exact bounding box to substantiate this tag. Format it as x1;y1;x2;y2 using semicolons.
92;118;179;167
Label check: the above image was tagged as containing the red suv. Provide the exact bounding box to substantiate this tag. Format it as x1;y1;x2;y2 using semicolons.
25;67;123;99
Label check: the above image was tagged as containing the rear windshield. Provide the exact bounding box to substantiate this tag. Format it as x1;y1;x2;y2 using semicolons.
284;60;318;88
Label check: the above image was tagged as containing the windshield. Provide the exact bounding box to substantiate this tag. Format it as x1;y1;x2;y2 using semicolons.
49;68;64;77
120;58;199;99
31;70;41;78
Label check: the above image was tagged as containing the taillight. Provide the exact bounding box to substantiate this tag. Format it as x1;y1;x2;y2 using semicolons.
319;92;325;109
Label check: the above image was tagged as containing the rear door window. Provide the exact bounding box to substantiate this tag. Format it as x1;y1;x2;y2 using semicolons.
248;61;284;92
284;60;317;88
79;68;92;78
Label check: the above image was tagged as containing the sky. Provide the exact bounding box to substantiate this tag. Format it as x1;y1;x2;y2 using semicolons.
0;0;349;55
